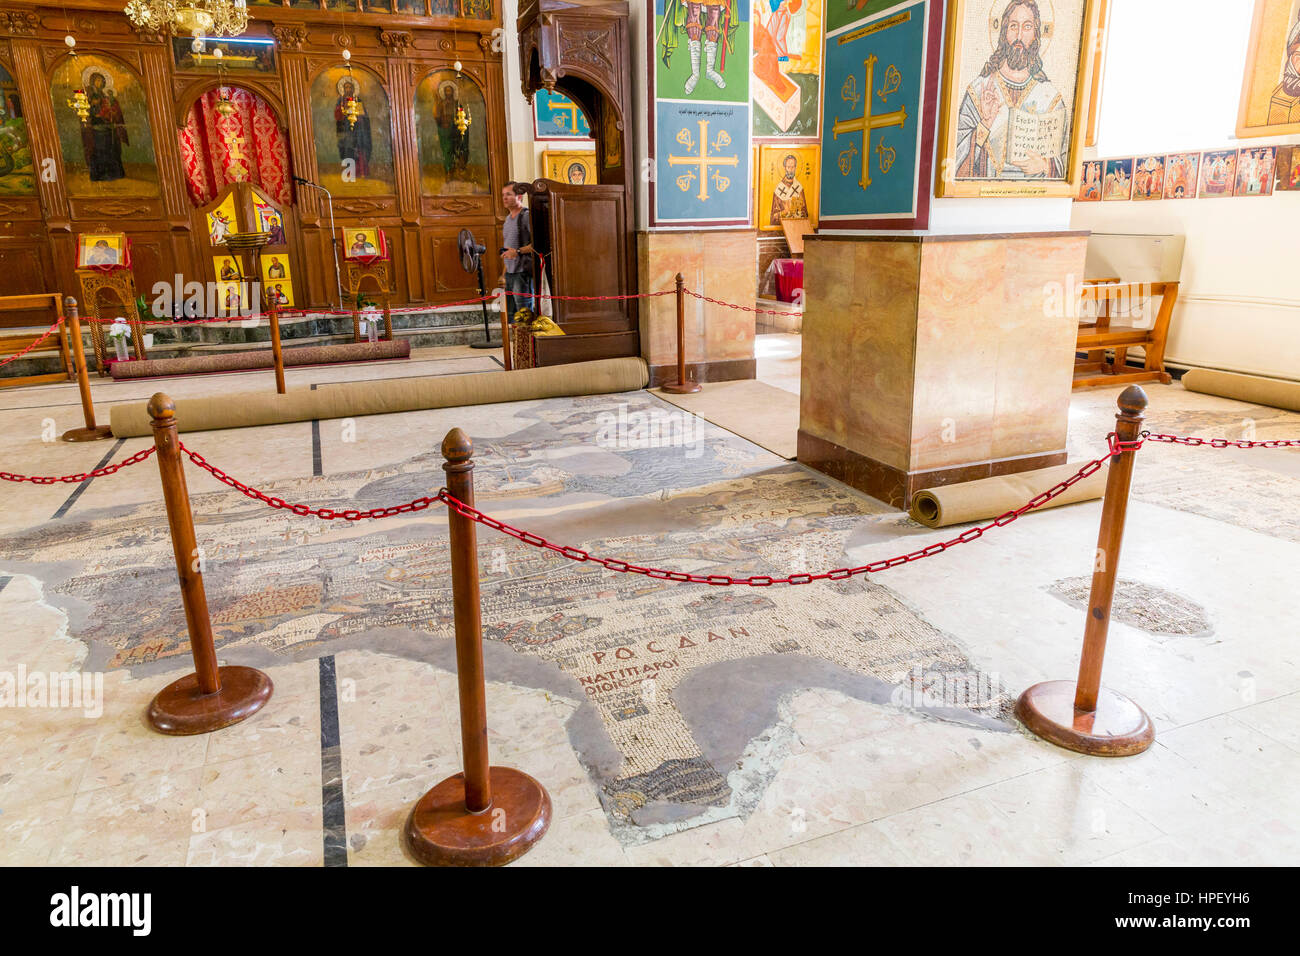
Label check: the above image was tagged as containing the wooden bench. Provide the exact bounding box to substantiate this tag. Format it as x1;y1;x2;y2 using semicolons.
1074;280;1178;388
0;293;73;389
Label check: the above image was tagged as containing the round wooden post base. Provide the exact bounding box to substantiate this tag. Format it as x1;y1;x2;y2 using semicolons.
405;766;552;867
146;666;273;736
61;425;114;442
661;382;701;395
1016;680;1154;757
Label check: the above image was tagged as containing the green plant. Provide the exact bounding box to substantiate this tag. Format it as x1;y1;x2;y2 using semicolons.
354;291;378;311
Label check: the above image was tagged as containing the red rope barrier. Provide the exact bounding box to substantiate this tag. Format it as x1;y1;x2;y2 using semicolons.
0;315;65;369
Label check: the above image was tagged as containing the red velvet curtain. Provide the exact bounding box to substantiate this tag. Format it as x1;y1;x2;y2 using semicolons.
178;88;291;207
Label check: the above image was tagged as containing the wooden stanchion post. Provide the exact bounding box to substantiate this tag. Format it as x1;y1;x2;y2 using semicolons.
405;428;551;866
1016;385;1154;756
499;290;513;372
145;393;273;735
267;301;286;395
60;297;113;442
661;272;701;395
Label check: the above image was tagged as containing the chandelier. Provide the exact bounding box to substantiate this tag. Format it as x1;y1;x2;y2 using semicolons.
123;0;251;39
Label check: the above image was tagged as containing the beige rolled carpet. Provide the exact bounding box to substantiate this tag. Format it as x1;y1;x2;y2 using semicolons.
110;356;650;437
909;460;1110;529
109;340;410;379
1181;368;1300;413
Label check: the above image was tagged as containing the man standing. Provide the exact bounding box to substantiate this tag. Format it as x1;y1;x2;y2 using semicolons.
498;182;536;322
1270;17;1300;125
954;0;1067;180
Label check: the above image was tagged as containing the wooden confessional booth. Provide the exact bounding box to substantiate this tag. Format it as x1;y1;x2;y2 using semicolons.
518;0;639;366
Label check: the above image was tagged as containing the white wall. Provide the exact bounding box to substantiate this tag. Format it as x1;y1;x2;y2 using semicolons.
499;0;597;185
1070;0;1300;381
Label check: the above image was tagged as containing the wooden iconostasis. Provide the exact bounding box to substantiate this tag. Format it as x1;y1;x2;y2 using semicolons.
0;1;508;312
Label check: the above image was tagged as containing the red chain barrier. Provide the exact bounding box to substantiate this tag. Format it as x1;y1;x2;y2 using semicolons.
179;443;442;520
1141;430;1300;449
0;446;155;484
682;288;804;317
0;315;66;369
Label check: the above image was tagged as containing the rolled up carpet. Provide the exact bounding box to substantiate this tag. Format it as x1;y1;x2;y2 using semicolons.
1181;368;1300;413
109;340;410;379
909;460;1110;529
110;356;650;437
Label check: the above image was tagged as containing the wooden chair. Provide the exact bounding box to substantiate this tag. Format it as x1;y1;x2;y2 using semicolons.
0;293;73;389
1074;280;1178;388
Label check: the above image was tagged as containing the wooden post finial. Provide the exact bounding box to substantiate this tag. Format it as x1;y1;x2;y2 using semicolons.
441;427;473;464
147;392;176;423
1117;384;1148;418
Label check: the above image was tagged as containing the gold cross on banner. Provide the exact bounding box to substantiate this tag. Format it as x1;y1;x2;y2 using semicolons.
832;55;907;190
547;97;582;134
667;119;740;201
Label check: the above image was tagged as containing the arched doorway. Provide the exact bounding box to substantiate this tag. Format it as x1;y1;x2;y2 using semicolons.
178;86;298;314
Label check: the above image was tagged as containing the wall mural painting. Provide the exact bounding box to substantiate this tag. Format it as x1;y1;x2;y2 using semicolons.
753;0;823;136
655;100;750;222
820;0;941;229
756;142;818;230
935;0;1095;198
0;64;35;197
534;89;593;139
311;66;395;197
1238;0;1300;137
50;54;160;198
415;70;490;196
655;0;751;103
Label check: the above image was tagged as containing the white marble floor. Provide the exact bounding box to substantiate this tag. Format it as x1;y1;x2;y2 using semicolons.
1;346;1299;866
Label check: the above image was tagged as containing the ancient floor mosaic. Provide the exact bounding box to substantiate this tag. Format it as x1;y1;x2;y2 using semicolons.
0;391;1013;844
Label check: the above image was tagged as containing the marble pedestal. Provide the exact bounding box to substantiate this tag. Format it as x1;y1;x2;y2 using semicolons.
798;231;1089;509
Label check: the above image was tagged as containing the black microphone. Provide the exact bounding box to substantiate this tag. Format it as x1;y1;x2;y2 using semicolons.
292;175;314;186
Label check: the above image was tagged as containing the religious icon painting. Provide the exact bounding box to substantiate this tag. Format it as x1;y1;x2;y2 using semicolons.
1237;0;1300;138
541;149;598;185
757;144;820;231
1076;158;1102;201
414;70;491;197
819;0;943;229
310;66;396;198
213;254;242;284
0;64;35;197
533;90;593;139
253;193;287;247
260;254;295;308
50;54;161;199
342;226;386;260
1130;154;1165;201
1163;152;1200;199
1101;158;1132;200
655;0;751;104
206;194;239;245
653;100;751;224
1234;145;1277;195
752;0;823;137
1198;149;1239;198
935;0;1101;198
1275;144;1300;189
76;232;129;269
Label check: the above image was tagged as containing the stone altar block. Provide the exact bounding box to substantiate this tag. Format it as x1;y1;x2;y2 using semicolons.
798;231;1090;509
